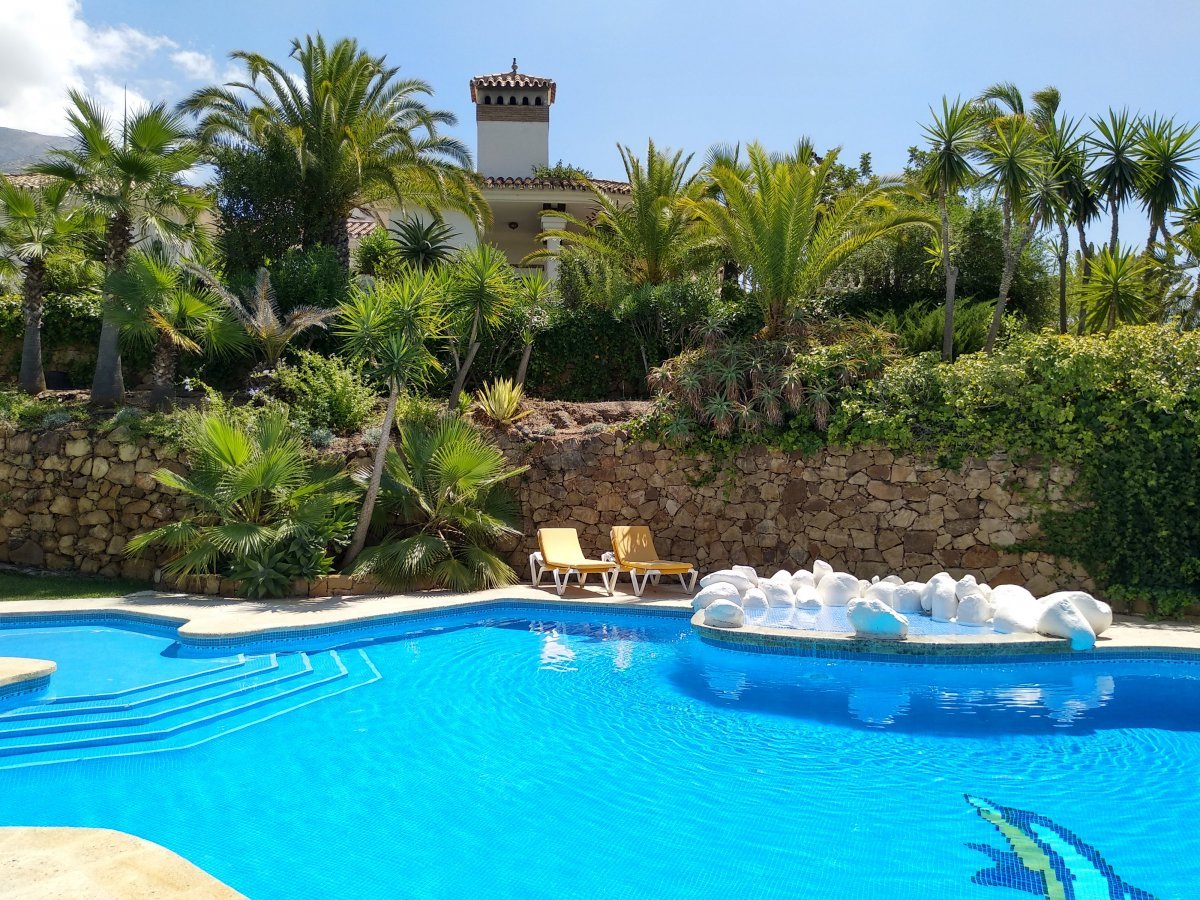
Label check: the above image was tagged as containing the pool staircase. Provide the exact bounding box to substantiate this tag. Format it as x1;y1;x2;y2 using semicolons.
0;649;380;769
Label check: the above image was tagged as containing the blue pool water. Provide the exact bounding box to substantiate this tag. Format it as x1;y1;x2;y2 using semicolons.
1;609;1197;899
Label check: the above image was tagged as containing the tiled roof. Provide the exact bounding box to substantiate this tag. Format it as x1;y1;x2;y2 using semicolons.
482;176;630;195
470;70;556;103
346;219;380;239
1;173;55;189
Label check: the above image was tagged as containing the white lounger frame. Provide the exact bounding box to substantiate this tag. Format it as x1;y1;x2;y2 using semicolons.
626;566;699;597
529;551;618;596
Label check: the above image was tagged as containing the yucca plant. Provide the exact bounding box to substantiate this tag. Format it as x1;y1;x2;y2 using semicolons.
474;377;532;426
126;408;360;598
352;417;527;591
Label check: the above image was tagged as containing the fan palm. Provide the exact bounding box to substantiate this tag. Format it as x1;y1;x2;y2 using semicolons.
920;97;981;360
0;176;94;393
351;417;526;591
387;216;457;272
1089;109;1143;254
189;265;337;366
32;92;209;405
528;140;709;285
444;243;517;406
106;250;248;408
1082;246;1155;332
126;408;359;598
1136;115;1199;247
181;34;488;269
687;142;935;335
336;271;445;565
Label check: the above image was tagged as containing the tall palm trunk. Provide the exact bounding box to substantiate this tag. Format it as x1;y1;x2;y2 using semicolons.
148;335;178;410
515;341;534;387
449;310;482;407
1075;219;1092;335
985;201;1039;353
343;377;399;567
938;184;957;361
1108;190;1120;254
311;208;351;270
1057;219;1070;334
92;214;132;406
18;260;47;394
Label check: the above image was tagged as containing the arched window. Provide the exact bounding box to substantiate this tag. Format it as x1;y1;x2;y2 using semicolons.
483;95;491;105
521;96;530;105
509;96;517;105
535;96;543;106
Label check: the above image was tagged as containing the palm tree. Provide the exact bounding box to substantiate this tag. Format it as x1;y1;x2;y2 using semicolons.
0;176;93;393
336;271;445;566
31;91;209;405
444;244;516;406
1083;246;1154;332
1041;119;1087;333
189;266;337;367
181;34;488;269
975;117;1056;351
351;417;526;591
106;250;247;408
1157;221;1200;328
688;142;935;335
528;140;709;285
1089;109;1142;255
388;216;457;272
1136;115;1199;248
920;97;980;360
511;272;555;387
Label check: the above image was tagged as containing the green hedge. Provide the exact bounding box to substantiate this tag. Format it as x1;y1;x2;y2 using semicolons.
831;326;1200;615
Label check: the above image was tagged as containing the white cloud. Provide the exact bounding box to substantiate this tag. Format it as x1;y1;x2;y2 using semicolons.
171;50;217;82
0;0;177;135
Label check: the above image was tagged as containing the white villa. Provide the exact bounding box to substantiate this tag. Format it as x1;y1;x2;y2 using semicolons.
348;61;629;281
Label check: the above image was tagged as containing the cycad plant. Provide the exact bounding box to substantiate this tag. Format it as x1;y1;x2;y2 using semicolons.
126;408;360;598
107;250;248;408
352;417;527;591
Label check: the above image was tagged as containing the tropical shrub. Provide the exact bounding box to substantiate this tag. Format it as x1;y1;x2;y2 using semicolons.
871;300;997;357
267;350;378;434
352;418;526;591
832;326;1200;615
267;245;351;315
352;227;392;277
126;408;359;598
474;378;531;426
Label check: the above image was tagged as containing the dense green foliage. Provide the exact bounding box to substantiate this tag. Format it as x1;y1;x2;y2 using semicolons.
266;350;378;433
831;327;1200;614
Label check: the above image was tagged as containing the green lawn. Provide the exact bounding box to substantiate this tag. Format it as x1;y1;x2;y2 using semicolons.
0;571;150;602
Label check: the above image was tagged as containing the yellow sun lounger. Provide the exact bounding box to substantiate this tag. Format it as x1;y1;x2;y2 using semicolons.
609;525;699;597
532;527;619;596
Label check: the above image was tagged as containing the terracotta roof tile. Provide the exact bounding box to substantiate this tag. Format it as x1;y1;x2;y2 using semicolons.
470;71;556;103
346;219;380;239
2;173;55;189
482;176;630;195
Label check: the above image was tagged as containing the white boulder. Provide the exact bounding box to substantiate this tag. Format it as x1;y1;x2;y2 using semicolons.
741;588;769;620
857;579;872;598
882;575;904;586
892;582;925;614
1040;591;1112;636
864;581;897;608
928;577;960;622
955;589;994;627
922;573;955;613
955;574;980;600
1038;596;1097;650
731;565;760;586
699;570;753;596
991;585;1041;634
793;585;822;609
817;572;861;607
691;582;742;612
790;570;816;593
759;580;796;609
812;559;834;584
769;569;793;585
703;600;745;629
847;598;909;640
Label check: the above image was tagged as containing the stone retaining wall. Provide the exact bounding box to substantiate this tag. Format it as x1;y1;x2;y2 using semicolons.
498;433;1093;597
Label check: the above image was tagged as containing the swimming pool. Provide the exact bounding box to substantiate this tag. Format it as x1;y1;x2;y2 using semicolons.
1;608;1196;898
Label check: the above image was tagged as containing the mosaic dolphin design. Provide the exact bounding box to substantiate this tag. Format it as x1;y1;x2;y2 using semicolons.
964;795;1154;900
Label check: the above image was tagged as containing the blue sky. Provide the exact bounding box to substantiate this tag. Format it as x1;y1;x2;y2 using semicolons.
3;0;1198;244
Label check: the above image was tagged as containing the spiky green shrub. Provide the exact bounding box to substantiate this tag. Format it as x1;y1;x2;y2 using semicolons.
871;300;997;357
126;408;360;598
474;377;532;426
352;418;527;591
266;350;378;433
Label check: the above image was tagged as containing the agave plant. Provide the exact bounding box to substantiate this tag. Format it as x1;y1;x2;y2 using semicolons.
474;378;532;426
126;408;360;598
352;417;527;591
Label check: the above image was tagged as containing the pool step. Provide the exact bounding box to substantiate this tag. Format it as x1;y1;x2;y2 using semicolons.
0;650;380;769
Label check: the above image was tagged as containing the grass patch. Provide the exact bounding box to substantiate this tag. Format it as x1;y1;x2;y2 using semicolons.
0;571;150;602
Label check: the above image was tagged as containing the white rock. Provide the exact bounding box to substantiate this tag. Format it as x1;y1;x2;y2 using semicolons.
1038;597;1097;650
992;584;1037;607
870;575;880;584
691;583;742;612
769;569;793;585
790;570;816;593
955;589;994;627
922;573;954;613
955;574;979;600
847;598;909;640
883;575;904;586
812;560;834;584
864;581;897;608
892;582;925;613
731;565;759;586
741;588;769;620
929;579;959;622
817;572;861;607
857;579;871;598
703;600;745;629
699;570;753;596
991;585;1041;634
759;580;796;609
1040;591;1113;636
793;585;822;609
976;583;994;600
